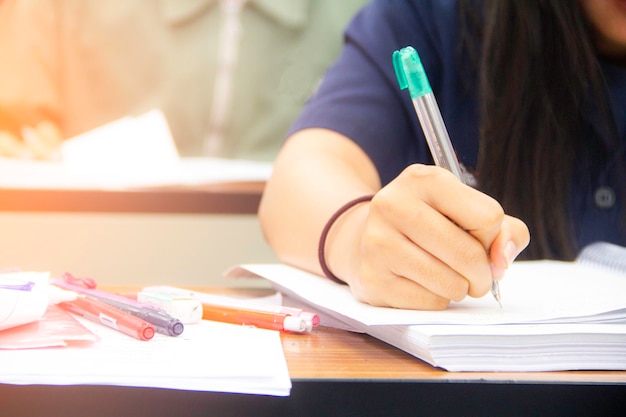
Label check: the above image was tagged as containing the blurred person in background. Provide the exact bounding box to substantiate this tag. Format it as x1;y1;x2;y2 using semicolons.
0;0;367;160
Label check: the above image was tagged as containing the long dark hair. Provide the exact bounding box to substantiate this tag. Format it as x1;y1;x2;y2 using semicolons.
458;0;619;260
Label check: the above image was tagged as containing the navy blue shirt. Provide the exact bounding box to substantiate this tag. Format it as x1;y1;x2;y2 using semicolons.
289;0;626;256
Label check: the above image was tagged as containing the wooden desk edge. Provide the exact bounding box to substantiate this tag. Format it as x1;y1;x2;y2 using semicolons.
188;287;626;385
0;182;265;214
63;286;623;386
281;326;626;384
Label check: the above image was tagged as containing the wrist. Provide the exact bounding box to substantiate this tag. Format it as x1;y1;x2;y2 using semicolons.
318;195;374;284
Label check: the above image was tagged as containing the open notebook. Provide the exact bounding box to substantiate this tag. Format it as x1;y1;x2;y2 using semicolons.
229;242;626;372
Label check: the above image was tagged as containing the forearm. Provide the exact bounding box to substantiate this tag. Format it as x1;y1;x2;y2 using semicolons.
260;129;530;309
258;128;380;278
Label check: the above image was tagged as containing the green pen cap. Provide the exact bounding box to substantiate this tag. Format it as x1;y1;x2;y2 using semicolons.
392;46;432;98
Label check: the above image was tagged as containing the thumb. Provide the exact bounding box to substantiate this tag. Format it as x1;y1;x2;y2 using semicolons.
489;215;530;280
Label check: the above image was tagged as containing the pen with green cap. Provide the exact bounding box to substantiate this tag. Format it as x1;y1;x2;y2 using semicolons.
392;45;502;308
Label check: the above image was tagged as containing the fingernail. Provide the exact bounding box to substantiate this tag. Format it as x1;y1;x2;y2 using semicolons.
490;263;505;280
504;241;518;267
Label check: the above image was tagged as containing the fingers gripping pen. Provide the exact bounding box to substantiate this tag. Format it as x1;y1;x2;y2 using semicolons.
392;46;502;307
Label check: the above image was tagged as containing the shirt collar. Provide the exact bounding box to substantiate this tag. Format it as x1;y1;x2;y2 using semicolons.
160;0;309;29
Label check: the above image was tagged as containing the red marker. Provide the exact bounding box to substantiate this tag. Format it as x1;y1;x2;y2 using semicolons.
59;296;155;341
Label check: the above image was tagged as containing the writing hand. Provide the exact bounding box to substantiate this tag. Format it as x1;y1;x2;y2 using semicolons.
347;164;530;310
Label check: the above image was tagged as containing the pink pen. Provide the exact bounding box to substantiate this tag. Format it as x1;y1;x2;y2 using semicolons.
53;275;164;313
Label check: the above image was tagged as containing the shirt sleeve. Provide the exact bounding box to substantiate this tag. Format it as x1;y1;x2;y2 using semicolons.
288;0;477;186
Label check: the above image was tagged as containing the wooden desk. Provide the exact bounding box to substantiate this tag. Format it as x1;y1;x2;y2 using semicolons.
1;325;624;416
2;291;625;417
0;181;264;214
281;326;626;384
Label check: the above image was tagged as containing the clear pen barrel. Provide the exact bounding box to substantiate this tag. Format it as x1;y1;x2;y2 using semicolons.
412;94;465;184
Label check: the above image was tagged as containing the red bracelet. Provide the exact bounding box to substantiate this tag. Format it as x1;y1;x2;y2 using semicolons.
318;194;375;284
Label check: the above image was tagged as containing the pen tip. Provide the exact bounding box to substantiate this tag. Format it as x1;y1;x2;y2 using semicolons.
491;281;502;308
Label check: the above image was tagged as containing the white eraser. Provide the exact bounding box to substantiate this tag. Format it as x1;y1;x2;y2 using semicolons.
138;292;203;324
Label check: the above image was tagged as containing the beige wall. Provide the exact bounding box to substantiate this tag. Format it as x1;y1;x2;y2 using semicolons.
0;212;278;288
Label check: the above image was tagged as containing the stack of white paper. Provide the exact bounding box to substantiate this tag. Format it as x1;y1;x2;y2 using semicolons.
232;243;626;372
